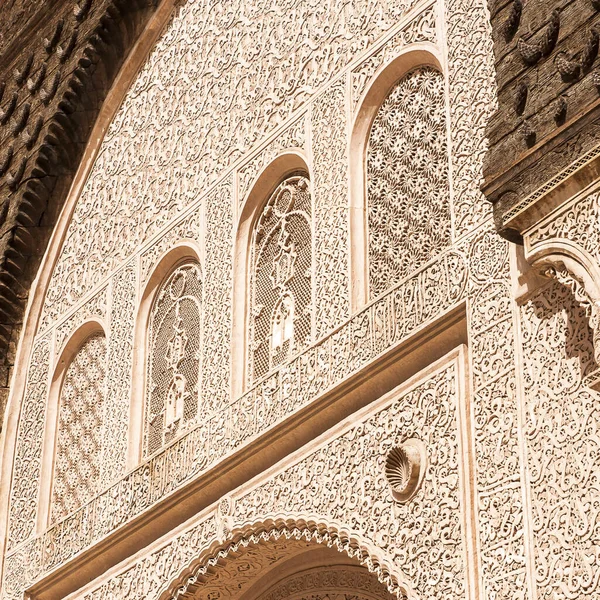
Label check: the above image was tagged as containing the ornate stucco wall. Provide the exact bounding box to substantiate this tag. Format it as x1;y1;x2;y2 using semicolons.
3;0;600;599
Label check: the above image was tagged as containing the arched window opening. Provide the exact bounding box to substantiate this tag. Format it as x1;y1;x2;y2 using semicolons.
51;331;107;523
145;260;202;457
249;173;313;383
367;66;450;299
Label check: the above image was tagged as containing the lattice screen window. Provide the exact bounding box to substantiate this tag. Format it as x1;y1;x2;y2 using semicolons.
367;66;450;300
249;173;313;383
51;332;107;523
145;261;202;457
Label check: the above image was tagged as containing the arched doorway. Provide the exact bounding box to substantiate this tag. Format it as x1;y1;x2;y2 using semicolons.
177;537;401;600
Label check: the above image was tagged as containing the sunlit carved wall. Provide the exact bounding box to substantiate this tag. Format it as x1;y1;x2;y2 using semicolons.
11;1;593;600
249;174;313;383
145;261;203;457
367;66;449;299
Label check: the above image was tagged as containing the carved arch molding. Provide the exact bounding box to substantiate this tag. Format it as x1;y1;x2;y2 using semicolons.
523;193;600;378
168;532;399;600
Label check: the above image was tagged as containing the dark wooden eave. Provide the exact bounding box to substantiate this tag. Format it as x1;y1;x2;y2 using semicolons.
0;0;159;428
482;0;600;241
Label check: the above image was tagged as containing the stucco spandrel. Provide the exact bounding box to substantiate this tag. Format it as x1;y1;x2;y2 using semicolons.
40;0;421;329
77;360;465;600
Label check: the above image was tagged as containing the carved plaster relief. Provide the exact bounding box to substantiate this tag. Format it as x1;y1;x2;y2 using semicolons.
2;0;507;596
444;0;495;238
140;207;202;290
202;179;233;412
259;565;397;600
350;4;437;110
249;174;313;382
542;265;600;364
145;260;202;456
311;80;350;337
51;332;108;522
231;360;468;600
3;247;469;597
367;66;450;298
238;116;307;205
148;545;397;600
527;191;600;263
103;263;137;485
7;336;51;550
72;357;468;600
80;516;218;600
39;0;422;329
53;286;108;356
461;225;528;600
524;188;600;371
520;280;600;600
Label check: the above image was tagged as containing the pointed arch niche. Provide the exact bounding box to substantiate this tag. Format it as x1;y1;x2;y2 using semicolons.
37;318;108;532
130;242;203;465
349;44;449;310
232;151;312;397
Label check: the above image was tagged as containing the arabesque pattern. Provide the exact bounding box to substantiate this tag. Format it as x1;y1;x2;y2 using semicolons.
7;337;50;550
350;4;437;109
103;263;137;485
249;174;313;382
234;362;466;599
1;0;512;598
3;249;467;592
312;81;350;336
444;0;494;237
521;280;600;600
40;0;420;328
202;180;233;412
75;360;465;600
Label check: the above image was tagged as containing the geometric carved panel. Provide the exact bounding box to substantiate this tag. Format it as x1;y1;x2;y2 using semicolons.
249;174;312;383
367;67;450;299
145;261;202;457
51;332;107;523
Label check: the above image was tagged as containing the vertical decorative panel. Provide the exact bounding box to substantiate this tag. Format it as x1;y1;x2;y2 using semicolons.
470;277;529;600
521;280;600;600
249;174;313;383
103;263;137;481
367;66;450;299
7;335;51;550
145;261;202;457
311;80;350;338
203;179;233;412
51;333;107;522
445;0;495;237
